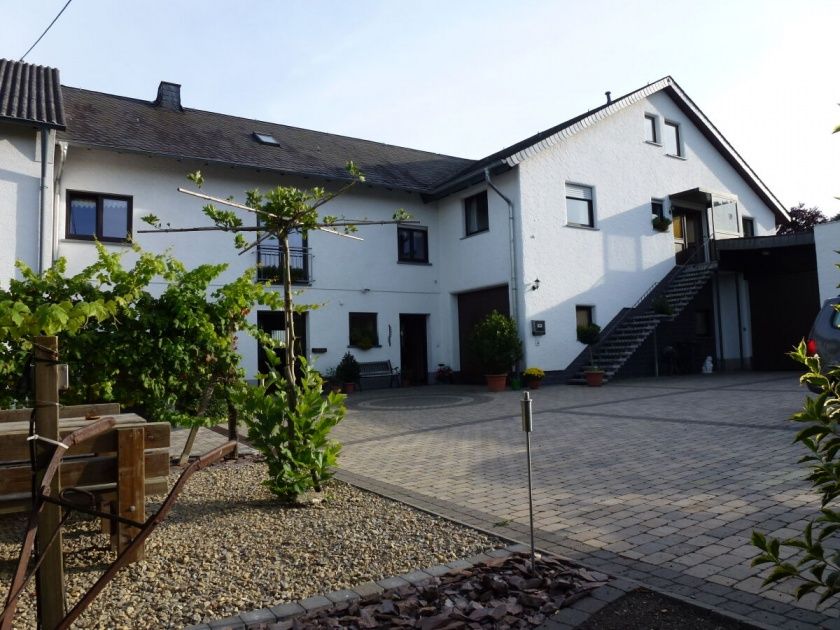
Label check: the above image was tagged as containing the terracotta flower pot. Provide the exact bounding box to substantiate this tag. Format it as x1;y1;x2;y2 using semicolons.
342;382;356;394
584;371;604;387
485;373;507;392
526;378;541;390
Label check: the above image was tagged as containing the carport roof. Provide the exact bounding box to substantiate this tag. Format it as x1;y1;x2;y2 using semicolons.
717;232;816;274
716;232;814;252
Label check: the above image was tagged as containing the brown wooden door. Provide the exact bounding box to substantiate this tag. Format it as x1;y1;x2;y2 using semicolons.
399;314;428;385
457;285;510;383
674;209;704;265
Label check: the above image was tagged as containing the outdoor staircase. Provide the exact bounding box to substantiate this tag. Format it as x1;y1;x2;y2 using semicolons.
568;262;717;384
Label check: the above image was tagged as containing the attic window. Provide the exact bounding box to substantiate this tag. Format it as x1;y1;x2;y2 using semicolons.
253;132;280;145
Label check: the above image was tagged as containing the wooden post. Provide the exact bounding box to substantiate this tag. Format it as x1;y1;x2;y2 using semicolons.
33;335;65;628
116;427;145;562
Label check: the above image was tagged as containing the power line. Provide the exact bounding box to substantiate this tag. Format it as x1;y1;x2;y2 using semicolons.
20;0;74;61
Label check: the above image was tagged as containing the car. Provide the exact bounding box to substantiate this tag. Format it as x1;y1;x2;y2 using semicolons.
806;297;840;391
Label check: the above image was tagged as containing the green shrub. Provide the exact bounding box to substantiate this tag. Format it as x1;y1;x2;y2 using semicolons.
469;310;523;374
336;352;360;383
752;343;840;604
238;355;344;501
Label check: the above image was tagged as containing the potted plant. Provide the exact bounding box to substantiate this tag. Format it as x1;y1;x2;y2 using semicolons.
435;364;454;384
469;311;523;392
651;294;674;316
523;367;545;389
335;352;360;394
652;216;672;232
323;367;342;394
576;323;604;387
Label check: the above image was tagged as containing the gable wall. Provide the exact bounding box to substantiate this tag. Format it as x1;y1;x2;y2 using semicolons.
516;92;780;371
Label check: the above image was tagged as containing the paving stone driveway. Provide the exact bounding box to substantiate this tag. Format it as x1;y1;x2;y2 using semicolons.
334;373;840;629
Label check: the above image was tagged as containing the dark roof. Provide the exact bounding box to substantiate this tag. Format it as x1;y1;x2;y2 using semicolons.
58;86;472;193
0;59;65;129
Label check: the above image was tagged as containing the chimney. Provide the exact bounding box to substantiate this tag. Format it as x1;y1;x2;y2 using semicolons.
154;81;182;111
605;91;612;105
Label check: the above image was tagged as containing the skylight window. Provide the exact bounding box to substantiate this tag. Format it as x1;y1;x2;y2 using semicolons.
253;132;280;145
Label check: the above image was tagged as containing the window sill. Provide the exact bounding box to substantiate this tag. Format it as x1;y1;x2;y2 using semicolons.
61;238;133;247
644;141;662;147
397;260;432;266
564;224;599;231
461;229;489;240
665;153;686;160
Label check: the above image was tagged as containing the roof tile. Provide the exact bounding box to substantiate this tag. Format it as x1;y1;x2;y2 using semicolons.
0;58;65;128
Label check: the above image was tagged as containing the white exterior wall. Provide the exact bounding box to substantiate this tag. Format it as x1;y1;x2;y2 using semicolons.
36;88;784;379
815;221;840;304
435;171;520;369
56;149;438;378
0;124;55;285
516;92;779;370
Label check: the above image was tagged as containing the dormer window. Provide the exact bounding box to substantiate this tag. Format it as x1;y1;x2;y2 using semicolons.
253;132;280;145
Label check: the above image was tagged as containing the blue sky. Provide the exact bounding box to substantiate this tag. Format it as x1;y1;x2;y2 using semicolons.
3;0;838;213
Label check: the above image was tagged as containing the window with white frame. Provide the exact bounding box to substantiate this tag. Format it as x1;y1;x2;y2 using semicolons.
464;191;489;236
565;184;594;227
664;121;682;157
644;114;659;144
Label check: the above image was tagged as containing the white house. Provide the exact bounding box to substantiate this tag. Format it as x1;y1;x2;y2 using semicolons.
2;58;798;383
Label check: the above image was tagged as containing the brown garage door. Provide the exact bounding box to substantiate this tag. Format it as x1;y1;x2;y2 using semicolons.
457;285;509;383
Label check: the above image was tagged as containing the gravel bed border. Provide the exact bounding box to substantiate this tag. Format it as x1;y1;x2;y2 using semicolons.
189;542;770;630
184;545;562;629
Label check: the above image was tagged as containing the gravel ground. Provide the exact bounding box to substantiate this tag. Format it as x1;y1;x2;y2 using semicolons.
0;458;500;629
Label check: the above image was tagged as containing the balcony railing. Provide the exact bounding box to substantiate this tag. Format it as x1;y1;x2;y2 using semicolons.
256;246;312;284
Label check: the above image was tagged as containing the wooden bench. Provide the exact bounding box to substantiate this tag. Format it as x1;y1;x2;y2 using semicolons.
358;360;400;389
0;404;170;561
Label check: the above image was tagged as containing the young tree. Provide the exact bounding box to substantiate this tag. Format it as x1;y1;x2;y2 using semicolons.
777;203;827;234
140;164;413;499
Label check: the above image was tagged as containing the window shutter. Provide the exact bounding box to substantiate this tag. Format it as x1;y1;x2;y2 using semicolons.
566;184;592;200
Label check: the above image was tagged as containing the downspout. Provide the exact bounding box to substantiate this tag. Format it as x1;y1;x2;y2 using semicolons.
53;141;69;266
38;126;48;274
484;168;521;365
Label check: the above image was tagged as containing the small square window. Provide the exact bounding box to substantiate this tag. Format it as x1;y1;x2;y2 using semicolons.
664;121;682;157
349;312;378;349
397;227;428;263
566;184;594;227
645;115;658;144
651;199;664;220
67;191;132;242
742;217;755;237
464;191;489;236
575;305;594;329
